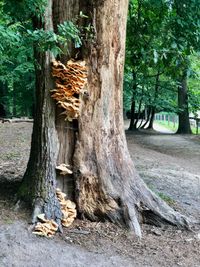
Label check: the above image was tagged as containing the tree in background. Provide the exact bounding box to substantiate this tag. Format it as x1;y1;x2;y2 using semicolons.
0;1;35;117
169;0;200;134
124;0;200;133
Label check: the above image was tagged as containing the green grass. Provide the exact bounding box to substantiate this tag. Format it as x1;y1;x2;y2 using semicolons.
155;120;178;132
1;152;20;160
3;218;14;225
157;192;175;206
155;120;200;134
147;184;175;206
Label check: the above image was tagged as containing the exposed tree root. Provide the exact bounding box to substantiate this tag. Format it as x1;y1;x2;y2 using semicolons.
135;178;192;228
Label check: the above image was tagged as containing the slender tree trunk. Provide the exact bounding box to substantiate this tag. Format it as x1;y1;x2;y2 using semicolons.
147;71;160;130
176;71;192;134
147;107;155;129
0;81;7;117
20;0;190;236
128;71;137;130
140;106;151;129
128;98;137;130
12;82;17;117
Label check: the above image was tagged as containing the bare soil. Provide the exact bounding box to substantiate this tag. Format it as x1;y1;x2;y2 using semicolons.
0;122;200;267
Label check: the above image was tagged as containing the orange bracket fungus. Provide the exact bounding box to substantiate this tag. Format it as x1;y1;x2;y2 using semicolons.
51;59;88;121
33;189;77;237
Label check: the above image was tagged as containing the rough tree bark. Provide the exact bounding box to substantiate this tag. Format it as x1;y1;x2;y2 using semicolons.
19;0;62;225
19;0;190;236
176;70;192;134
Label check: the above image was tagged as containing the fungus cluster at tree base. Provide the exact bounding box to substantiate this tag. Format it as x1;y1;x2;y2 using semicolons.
33;189;77;237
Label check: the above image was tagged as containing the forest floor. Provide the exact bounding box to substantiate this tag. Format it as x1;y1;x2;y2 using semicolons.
0;122;200;267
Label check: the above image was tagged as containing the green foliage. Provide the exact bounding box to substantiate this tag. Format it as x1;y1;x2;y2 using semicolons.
0;0;84;117
58;21;82;48
124;0;200;128
25;21;82;57
188;55;200;115
3;0;47;20
0;3;35;117
157;192;175;206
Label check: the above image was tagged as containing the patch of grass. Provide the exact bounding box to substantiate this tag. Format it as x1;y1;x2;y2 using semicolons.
155;120;200;135
2;152;19;160
147;184;176;206
3;218;14;225
157;192;175;206
155;120;178;132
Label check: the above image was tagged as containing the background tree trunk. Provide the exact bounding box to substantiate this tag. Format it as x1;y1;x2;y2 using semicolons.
147;70;160;130
176;71;192;134
20;0;190;236
147;107;155;129
140;106;151;129
0;81;7;117
128;71;137;130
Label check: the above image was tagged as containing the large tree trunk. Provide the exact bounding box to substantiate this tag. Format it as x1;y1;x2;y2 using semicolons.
176;71;192;134
19;0;62;225
19;0;190;236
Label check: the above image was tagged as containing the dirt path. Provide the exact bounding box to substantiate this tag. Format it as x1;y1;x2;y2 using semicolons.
126;123;200;220
1;122;200;267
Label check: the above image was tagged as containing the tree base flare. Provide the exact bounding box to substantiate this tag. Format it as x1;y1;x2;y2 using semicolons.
74;167;191;238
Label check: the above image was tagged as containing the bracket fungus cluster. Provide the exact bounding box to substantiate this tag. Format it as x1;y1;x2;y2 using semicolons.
33;189;77;237
32;214;58;237
56;163;73;175
56;188;77;227
51;59;88;121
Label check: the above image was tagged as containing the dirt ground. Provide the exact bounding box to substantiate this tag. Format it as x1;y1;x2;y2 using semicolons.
0;122;200;267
